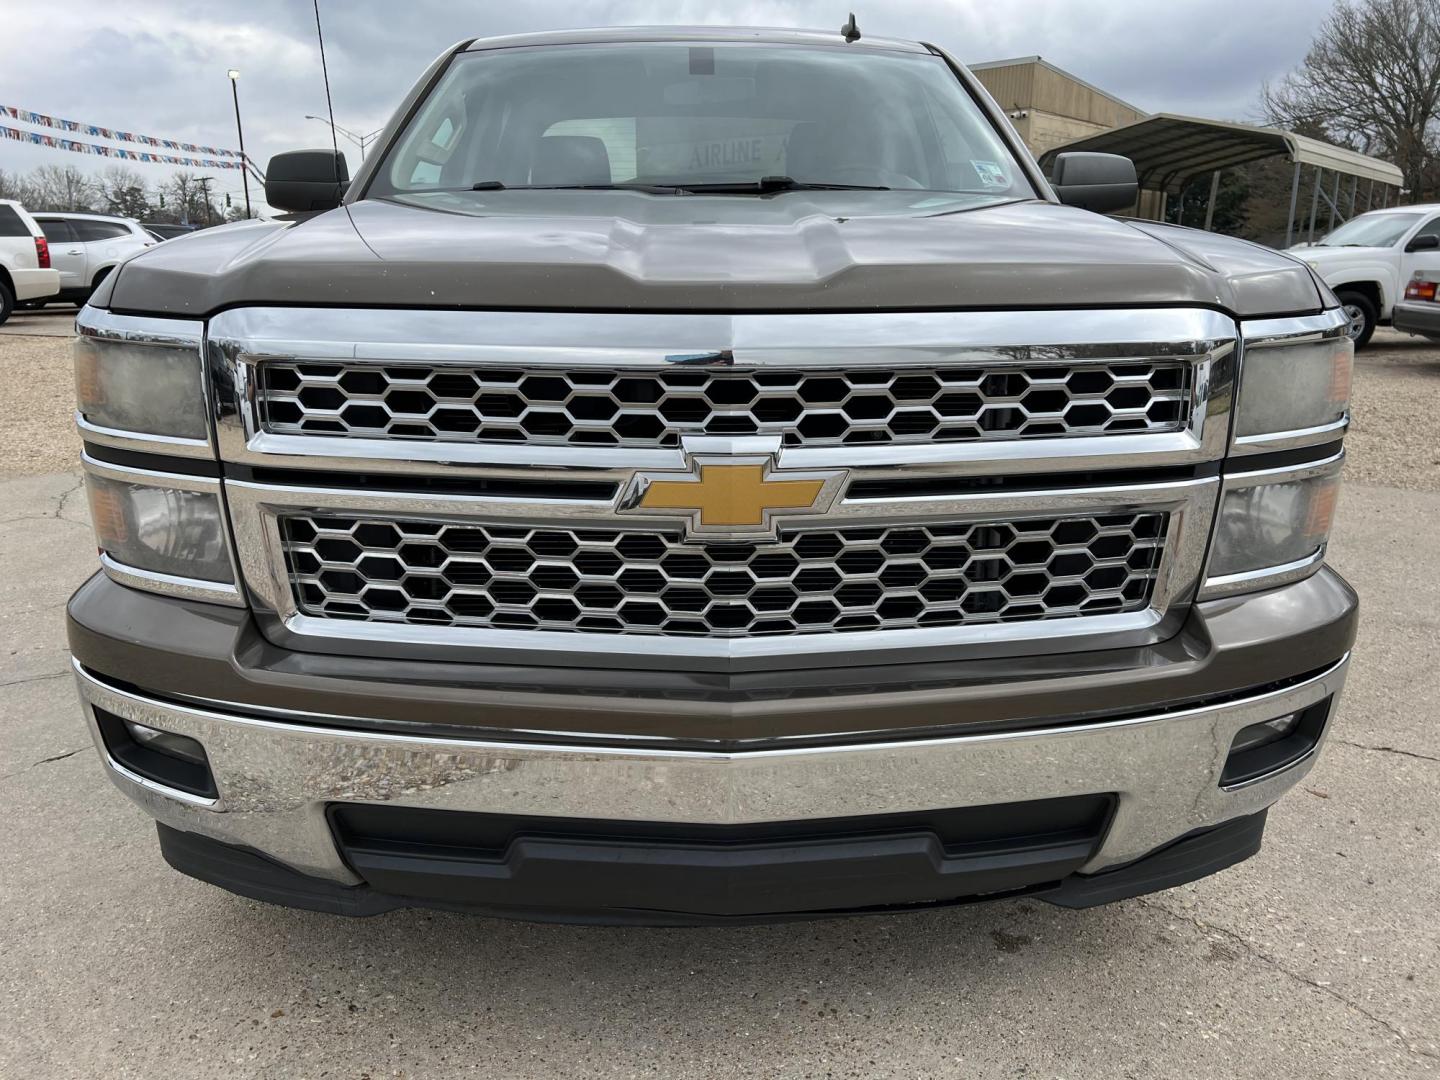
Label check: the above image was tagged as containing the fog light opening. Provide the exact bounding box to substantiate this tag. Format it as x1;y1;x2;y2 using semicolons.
124;721;208;766
93;708;217;799
1221;699;1332;788
1229;712;1302;755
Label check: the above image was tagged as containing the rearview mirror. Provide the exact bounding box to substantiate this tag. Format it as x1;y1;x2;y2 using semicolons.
1406;233;1440;253
1051;152;1138;214
265;149;349;212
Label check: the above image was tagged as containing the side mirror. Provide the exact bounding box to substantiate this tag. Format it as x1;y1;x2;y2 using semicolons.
1406;233;1440;253
265;149;349;212
1051;152;1138;214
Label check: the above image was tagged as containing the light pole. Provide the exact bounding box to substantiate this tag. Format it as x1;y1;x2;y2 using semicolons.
227;69;252;218
304;115;383;157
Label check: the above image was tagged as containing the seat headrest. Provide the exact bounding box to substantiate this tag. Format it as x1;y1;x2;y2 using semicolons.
531;135;612;186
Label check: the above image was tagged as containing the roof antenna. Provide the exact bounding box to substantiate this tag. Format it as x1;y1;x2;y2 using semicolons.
841;12;861;43
312;0;340;162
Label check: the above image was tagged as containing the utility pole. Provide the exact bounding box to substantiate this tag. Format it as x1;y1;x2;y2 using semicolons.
227;69;252;218
196;176;214;226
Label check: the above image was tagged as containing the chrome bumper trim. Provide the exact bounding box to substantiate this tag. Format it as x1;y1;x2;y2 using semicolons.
74;654;1348;884
98;553;243;607
75;412;214;460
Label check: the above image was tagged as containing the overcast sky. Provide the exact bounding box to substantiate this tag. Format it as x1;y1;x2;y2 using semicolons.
1;0;1328;210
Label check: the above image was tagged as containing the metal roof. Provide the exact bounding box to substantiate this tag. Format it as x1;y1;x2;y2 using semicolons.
1038;113;1403;190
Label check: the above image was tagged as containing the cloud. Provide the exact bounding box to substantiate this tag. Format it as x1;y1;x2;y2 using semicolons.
0;0;1325;206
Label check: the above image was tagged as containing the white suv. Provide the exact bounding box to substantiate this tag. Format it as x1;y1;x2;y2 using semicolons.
29;212;155;306
0;199;61;324
1294;204;1440;347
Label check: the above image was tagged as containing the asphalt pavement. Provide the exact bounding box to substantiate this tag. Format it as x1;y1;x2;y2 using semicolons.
0;304;79;337
0;330;1436;1079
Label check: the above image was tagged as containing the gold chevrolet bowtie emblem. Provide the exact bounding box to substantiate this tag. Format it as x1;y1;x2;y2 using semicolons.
639;464;827;527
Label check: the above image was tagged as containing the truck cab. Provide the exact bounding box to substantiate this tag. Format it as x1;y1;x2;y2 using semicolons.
1297;204;1440;346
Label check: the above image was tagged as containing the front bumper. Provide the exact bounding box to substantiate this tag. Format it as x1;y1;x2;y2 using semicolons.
73;651;1349;921
68;567;1357;921
1391;299;1440;338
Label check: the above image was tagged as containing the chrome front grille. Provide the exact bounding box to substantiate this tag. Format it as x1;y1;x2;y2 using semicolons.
214;306;1234;664
279;511;1168;638
257;360;1192;449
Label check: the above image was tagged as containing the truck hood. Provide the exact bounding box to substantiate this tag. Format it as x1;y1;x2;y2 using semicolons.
1294;244;1393;263
101;193;1325;318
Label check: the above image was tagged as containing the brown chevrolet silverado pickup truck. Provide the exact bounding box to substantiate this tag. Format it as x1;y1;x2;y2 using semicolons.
67;25;1357;924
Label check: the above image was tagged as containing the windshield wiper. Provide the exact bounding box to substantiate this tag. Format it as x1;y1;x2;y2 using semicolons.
468;180;690;194
455;177;890;196
679;175;891;194
460;177;887;195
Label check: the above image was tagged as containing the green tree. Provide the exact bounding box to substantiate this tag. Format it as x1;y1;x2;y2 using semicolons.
98;166;151;220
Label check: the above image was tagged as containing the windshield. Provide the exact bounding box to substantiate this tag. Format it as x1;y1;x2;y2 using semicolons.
1316;212;1423;248
370;42;1034;200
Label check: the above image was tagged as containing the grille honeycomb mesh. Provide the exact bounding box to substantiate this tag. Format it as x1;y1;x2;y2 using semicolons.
281;512;1168;638
259;362;1192;448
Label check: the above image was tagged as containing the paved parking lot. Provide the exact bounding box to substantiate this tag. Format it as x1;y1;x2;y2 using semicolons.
0;315;1436;1078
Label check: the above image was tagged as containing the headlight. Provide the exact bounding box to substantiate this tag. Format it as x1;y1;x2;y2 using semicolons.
75;336;206;439
73;313;209;449
83;461;241;603
1202;455;1342;597
73;312;234;603
1234;320;1352;450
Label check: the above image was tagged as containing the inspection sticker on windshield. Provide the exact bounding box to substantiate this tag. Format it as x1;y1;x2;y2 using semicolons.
971;160;1009;187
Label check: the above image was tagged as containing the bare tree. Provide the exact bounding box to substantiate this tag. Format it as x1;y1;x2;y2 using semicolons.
1264;0;1440;199
97;166;152;221
0;169;50;209
0;169;24;202
28;164;97;211
162;170;216;226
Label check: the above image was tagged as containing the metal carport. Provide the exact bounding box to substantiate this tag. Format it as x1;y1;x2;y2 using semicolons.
1037;113;1405;245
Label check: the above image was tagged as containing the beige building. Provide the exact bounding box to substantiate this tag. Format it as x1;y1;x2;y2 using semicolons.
969;55;1402;234
969;56;1147;159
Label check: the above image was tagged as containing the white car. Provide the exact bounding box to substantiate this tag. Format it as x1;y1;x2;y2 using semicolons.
29;211;156;306
1294;204;1440;347
0;199;61;324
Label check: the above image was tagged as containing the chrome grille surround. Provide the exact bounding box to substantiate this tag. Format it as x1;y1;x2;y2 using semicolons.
256;358;1192;448
279;511;1168;637
208;307;1233;479
225;475;1215;670
209;306;1239;671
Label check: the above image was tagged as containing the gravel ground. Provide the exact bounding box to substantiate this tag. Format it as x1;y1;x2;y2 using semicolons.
1345;328;1440;490
0;310;81;481
2;313;1436;487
